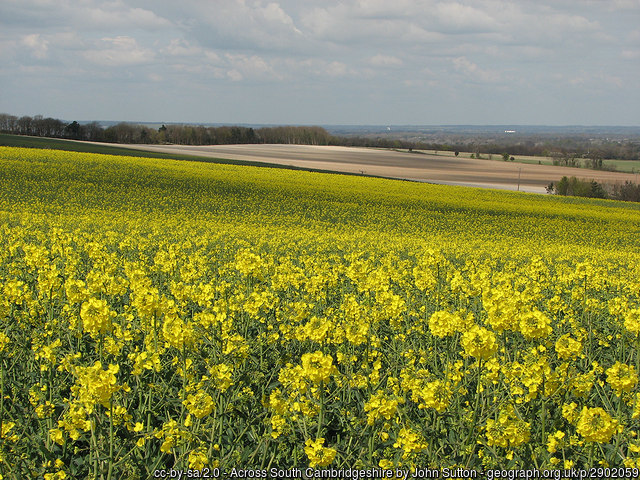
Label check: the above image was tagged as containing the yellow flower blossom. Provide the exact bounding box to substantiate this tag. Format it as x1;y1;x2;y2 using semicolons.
80;298;115;337
393;427;428;459
183;389;215;419
576;407;618;443
519;310;553;340
624;308;640;336
547;431;565;454
364;390;403;425
606;362;638;396
304;437;337;467
300;351;337;384
461;325;497;360
485;405;530;448
555;334;582;360
70;362;120;413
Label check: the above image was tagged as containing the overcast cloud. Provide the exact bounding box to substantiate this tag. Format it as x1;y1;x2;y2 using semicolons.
1;0;639;125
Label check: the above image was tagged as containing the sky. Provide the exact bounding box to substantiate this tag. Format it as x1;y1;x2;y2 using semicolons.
1;0;639;126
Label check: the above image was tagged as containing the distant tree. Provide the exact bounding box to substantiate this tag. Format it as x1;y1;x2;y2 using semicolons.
157;124;167;143
32;115;45;136
64;121;82;139
104;123;139;143
17;116;33;135
84;122;104;141
0;113;17;132
611;181;640;202
587;150;604;170
556;176;569;195
454;151;459;157
589;180;607;198
552;176;608;199
502;153;509;162
44;117;65;137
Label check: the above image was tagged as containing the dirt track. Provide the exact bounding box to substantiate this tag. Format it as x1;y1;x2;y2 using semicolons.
121;143;638;194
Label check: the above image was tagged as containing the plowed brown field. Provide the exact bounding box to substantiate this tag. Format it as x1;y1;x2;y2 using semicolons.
110;143;639;194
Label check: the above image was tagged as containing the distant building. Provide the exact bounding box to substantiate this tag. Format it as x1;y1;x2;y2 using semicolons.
505;130;516;133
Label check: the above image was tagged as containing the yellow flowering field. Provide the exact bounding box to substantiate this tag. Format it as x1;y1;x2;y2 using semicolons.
1;146;640;478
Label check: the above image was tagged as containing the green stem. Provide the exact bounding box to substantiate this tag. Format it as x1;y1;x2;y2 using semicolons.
218;393;224;458
317;381;324;440
464;359;483;466
91;420;98;480
107;401;114;480
181;346;186;421
541;374;546;446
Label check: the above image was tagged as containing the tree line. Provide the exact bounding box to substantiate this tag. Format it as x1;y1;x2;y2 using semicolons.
547;176;640;202
0;113;446;150
1;113;639;162
0;114;332;146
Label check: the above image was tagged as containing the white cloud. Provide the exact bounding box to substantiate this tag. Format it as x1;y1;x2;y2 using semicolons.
227;69;243;82
84;36;155;67
184;0;304;52
22;33;49;59
433;2;498;32
259;2;302;34
326;61;349;77
354;0;420;17
300;4;418;44
163;38;202;57
452;56;500;83
369;54;403;67
300;5;348;38
225;53;283;81
79;4;171;30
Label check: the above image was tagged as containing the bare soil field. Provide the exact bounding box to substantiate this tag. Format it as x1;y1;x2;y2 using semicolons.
110;143;639;194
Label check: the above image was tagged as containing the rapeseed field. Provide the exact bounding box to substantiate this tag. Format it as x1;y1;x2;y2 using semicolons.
1;146;640;478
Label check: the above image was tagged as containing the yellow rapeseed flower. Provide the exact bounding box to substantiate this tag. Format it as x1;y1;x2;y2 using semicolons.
70;362;120;412
555;334;583;360
364;390;403;425
576;407;618;443
393;427;428;459
485;406;530;448
80;298;115;337
519;310;553;340
606;362;638;396
461;325;497;360
304;437;337;467
300;351;337;384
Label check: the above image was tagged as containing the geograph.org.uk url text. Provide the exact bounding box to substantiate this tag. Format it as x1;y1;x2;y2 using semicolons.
152;466;640;480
